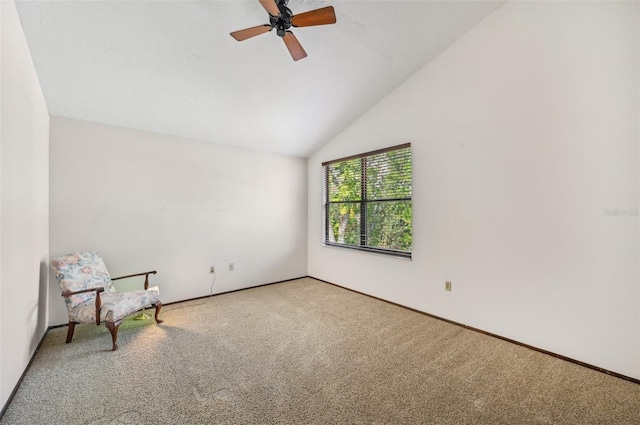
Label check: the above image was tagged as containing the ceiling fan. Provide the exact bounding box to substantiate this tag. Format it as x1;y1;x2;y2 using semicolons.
230;0;337;61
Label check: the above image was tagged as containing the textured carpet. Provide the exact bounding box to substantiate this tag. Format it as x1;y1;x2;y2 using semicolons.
2;277;639;424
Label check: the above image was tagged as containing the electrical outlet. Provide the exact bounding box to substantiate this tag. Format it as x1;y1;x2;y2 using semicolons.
445;281;452;291
229;262;234;271
209;266;215;274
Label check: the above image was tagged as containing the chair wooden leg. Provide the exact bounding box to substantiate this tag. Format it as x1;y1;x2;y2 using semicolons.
105;320;122;351
66;322;76;343
154;302;164;324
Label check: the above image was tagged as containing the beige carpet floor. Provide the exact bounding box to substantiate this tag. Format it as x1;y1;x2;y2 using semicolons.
1;277;639;424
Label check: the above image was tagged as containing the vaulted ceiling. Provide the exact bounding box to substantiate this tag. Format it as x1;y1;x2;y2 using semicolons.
16;0;504;157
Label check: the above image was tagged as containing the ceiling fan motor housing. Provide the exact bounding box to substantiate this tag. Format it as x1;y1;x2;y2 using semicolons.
270;4;293;37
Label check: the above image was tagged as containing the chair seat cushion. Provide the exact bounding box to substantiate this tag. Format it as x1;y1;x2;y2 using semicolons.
69;290;160;324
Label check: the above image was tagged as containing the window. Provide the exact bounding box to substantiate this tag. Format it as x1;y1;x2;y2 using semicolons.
323;144;412;258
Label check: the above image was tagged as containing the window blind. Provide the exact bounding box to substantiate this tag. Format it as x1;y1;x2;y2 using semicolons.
323;143;412;258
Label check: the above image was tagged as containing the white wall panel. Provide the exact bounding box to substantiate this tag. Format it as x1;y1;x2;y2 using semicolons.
308;1;639;379
49;117;308;326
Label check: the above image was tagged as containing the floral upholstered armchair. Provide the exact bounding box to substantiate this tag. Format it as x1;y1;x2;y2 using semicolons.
51;252;163;351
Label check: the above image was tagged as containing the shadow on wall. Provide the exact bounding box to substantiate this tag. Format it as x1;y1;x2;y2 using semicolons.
48;256;72;327
30;260;49;352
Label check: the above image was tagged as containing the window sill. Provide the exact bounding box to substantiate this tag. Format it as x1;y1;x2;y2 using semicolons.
323;242;412;260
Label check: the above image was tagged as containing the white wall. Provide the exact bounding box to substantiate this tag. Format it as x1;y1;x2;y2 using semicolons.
308;1;639;379
49;117;308;326
0;0;50;409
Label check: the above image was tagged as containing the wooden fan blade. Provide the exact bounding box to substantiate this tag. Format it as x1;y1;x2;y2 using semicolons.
230;25;272;41
291;6;336;27
259;0;280;17
283;31;307;61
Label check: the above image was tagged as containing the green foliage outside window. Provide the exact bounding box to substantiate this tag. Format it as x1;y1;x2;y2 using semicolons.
324;145;412;257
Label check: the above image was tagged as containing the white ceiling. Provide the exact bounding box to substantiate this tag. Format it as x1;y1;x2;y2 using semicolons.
16;0;504;157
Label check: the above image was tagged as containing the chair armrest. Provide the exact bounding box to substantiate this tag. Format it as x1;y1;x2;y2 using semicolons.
111;271;157;290
111;271;157;281
61;287;105;297
62;287;105;326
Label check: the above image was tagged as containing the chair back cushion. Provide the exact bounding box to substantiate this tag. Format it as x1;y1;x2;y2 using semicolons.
51;252;114;309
